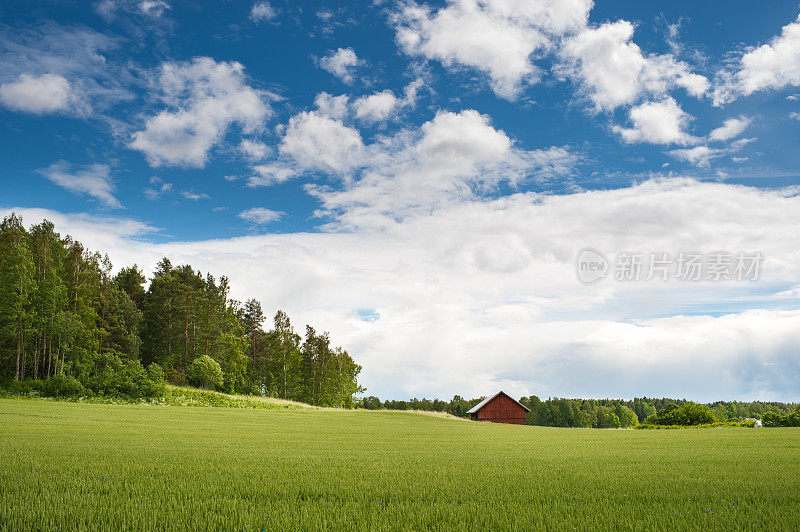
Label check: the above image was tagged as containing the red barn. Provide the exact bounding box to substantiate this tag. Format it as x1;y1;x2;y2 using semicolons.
467;391;529;424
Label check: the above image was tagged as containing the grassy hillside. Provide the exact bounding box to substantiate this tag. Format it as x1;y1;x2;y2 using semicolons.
1;399;798;530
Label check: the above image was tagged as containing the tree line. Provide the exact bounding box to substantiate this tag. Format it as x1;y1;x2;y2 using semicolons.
0;214;363;406
358;394;798;427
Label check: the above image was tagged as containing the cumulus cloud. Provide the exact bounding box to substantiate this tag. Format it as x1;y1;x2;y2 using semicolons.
238;207;284;225
239;139;270;161
708;116;751;142
304;109;580;225
131;57;271;167
36;161;121;208
313;92;350;120
318;79;424;123
393;0;592;100
0;73;82;114
317;48;362;83
249;1;276;22
247;164;298;187
353;90;401;122
613;98;695;145
279;111;365;174
6;179;800;401
714;14;800;104
558;20;709;111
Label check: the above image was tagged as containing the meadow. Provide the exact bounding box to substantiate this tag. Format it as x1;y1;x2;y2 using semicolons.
1;398;799;531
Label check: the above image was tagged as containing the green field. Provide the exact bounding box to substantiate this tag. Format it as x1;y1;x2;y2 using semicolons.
1;399;799;530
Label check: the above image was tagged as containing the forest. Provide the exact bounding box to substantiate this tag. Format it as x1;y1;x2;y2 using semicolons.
0;213;363;407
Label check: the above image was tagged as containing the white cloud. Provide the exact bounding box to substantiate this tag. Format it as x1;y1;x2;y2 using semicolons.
305;109;579;226
317;48;362;84
139;0;169;16
6;179;800;401
708;116;751;142
96;0;170;19
669;137;754;167
668;145;721;168
0;73;82;114
319;79;425;123
247;164;298;187
36;161;121;208
279;111;365;174
239;139;271;161
353;90;400;122
313;92;350;120
558;20;708;111
789;111;800;120
723;14;800;100
143;176;173;200
613;98;695;145
182;190;211;201
249;1;276;22
0;24;132;114
392;0;592;100
238;207;284;225
131;57;271;167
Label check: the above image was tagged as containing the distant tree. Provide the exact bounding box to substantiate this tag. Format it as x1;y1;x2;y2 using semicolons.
596;406;621;428
187;355;224;390
762;406;800;427
614;404;639;427
360;396;382;410
646;402;716;426
243;299;265;357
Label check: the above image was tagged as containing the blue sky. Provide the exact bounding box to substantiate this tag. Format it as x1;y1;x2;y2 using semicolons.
3;1;800;400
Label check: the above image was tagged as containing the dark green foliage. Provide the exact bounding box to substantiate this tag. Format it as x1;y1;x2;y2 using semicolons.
645;402;716;426
0;214;364;406
762;406;800;427
44;374;85;397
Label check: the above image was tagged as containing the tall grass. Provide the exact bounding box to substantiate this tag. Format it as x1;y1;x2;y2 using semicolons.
1;399;798;530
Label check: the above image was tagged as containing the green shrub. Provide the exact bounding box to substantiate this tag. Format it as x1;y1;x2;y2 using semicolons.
187;355;224;390
142;364;167;397
45;374;85;397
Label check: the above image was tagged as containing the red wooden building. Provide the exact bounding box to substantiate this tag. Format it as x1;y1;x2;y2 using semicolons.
466;391;529;424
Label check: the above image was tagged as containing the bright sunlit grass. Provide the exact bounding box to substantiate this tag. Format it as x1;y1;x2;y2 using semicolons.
1;398;798;530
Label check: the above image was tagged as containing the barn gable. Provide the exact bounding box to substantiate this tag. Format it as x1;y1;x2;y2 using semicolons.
467;391;529;424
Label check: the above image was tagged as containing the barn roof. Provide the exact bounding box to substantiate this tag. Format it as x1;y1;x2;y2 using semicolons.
466;391;530;414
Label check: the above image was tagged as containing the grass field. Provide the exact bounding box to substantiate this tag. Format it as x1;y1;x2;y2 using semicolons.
1;399;799;530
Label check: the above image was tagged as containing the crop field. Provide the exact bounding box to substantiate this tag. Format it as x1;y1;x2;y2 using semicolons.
1;399;799;530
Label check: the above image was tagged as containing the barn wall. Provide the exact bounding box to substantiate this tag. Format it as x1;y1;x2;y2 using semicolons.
475;394;527;424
